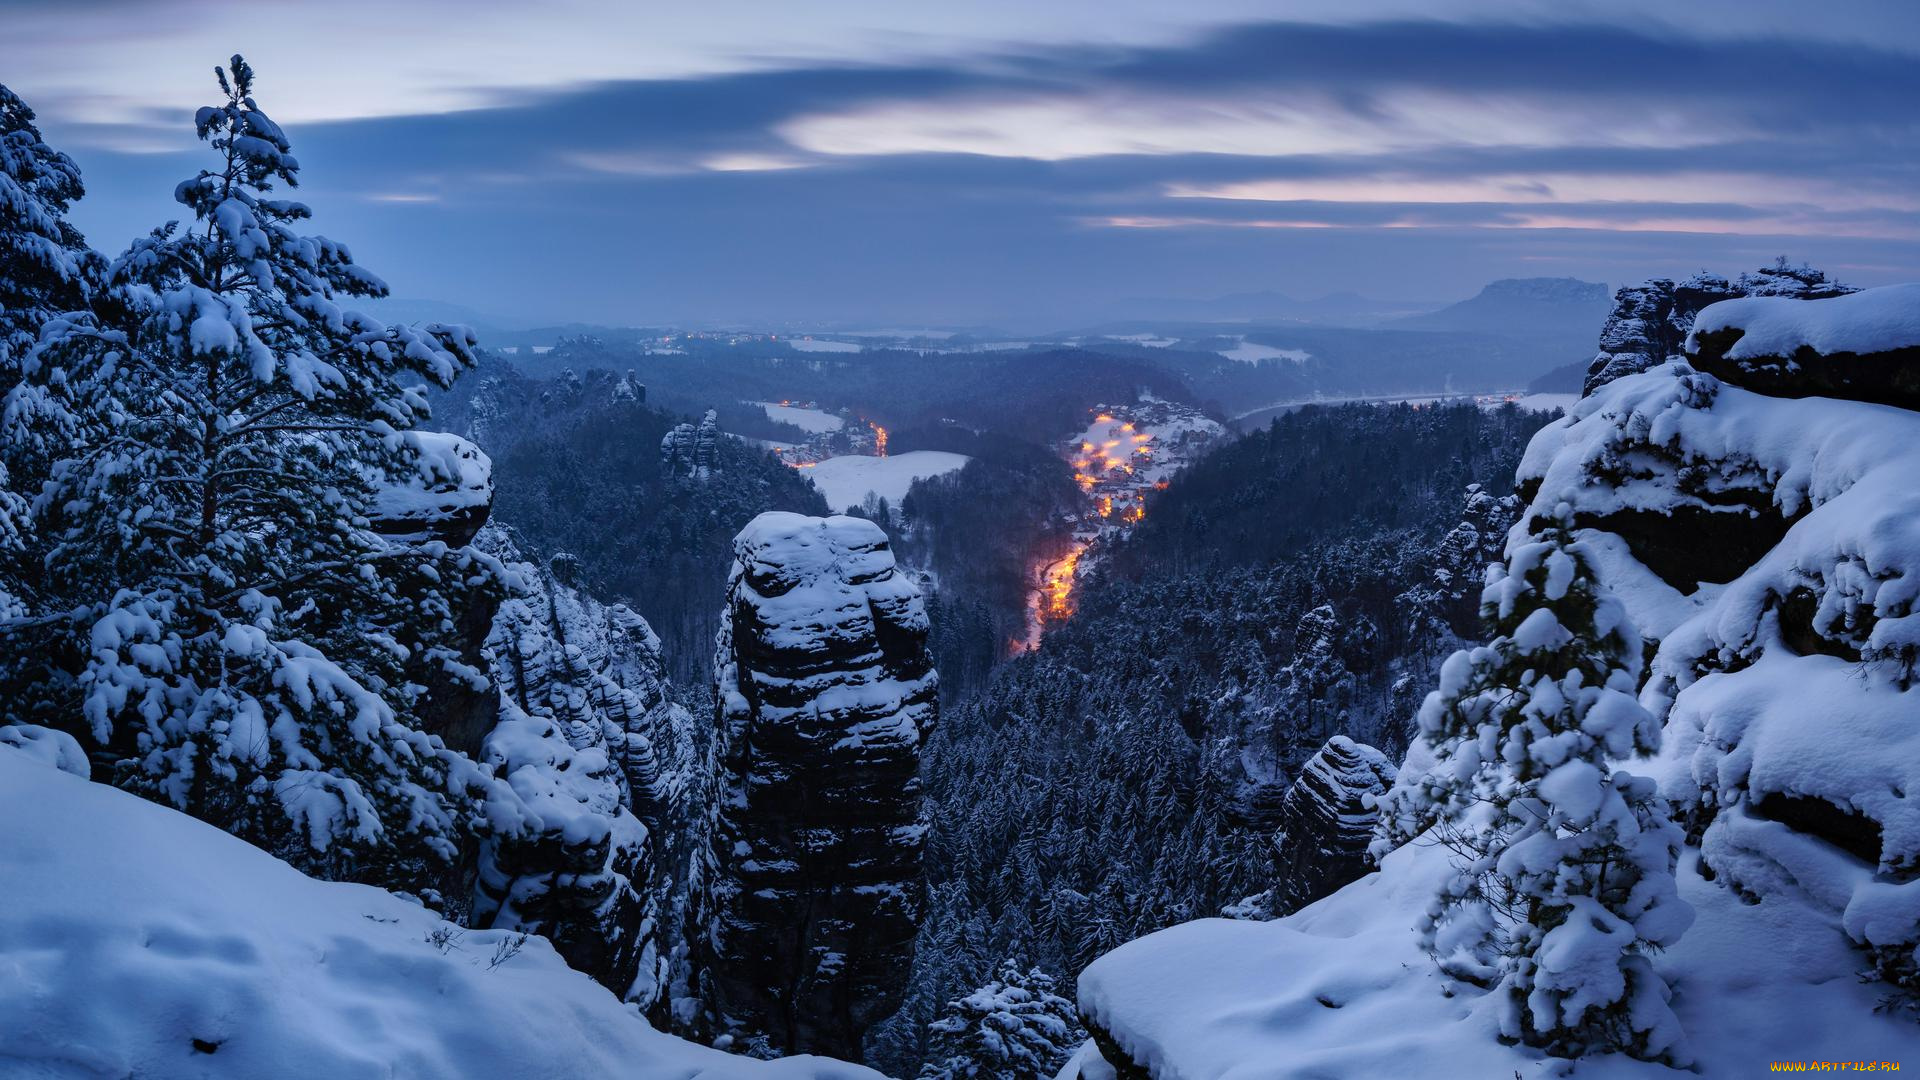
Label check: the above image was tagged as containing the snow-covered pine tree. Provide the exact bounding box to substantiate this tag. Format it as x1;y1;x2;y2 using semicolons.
0;84;97;377
1374;507;1693;1062
1277;603;1350;757
918;960;1083;1080
0;83;101;624
21;57;507;895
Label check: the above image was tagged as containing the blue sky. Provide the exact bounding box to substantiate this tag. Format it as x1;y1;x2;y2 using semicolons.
6;0;1919;328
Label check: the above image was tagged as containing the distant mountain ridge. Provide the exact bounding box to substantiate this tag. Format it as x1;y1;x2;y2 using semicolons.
1098;289;1437;326
1390;276;1609;338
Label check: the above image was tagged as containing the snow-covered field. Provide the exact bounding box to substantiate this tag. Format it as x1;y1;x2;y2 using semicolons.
787;338;863;353
0;739;882;1080
1507;392;1577;413
803;451;970;512
1218;337;1311;365
835;328;957;340
756;402;845;433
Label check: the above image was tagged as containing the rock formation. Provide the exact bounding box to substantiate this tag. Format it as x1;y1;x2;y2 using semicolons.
368;431;494;547
696;511;938;1058
1269;736;1396;916
1688;283;1920;410
471;526;701;1015
662;409;722;481
1528;281;1920;1003
1582;260;1852;397
368;432;501;757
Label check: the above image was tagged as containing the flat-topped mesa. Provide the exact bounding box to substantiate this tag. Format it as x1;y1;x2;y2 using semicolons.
697;511;937;1059
1688;283;1920;410
368;430;493;547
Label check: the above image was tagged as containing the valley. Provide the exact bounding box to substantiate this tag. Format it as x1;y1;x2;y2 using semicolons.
1024;399;1225;647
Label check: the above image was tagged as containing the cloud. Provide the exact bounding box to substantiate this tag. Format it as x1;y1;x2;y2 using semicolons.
20;10;1920;324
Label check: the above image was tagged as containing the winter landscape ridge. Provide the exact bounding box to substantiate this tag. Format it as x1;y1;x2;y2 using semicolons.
7;5;1920;1079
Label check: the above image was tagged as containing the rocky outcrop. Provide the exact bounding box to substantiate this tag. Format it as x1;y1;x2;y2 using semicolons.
662;409;722;481
1582;261;1852;397
696;512;937;1058
613;368;647;404
1430;483;1520;635
471;525;701;1015
1688;283;1920;410
369;431;493;546
1270;736;1395;916
1524;280;1920;1006
368;432;501;757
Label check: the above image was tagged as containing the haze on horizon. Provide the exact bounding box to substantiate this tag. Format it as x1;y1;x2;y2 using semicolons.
6;0;1918;329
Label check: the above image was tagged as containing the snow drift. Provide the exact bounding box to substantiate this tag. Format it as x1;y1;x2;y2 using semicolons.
0;735;882;1080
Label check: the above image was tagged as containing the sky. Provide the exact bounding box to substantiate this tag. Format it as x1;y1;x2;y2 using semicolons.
5;0;1919;329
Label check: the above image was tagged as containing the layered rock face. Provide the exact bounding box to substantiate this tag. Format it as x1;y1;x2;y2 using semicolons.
1269;736;1395;916
663;409;722;481
697;512;937;1058
1582;262;1853;397
472;526;701;1015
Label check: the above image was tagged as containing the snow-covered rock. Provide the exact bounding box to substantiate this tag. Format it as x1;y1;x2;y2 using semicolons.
696;512;938;1057
663;409;723;481
0;740;883;1080
369;430;494;547
1269;736;1395;916
1525;292;1920;1013
470;526;701;1015
472;526;706;1014
1582;262;1852;397
1689;283;1920;409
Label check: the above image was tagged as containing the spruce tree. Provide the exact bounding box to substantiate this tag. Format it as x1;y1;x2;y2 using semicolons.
1375;507;1693;1062
918;960;1083;1080
20;57;506;893
0;83;101;622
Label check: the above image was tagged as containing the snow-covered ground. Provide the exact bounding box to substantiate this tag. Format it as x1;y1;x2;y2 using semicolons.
1103;334;1179;348
755;402;846;433
787;338;863;353
803;451;971;512
0;739;882;1080
1217;336;1311;365
1072;407;1224;489
1077;834;1920;1079
834;328;958;340
1507;392;1577;413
